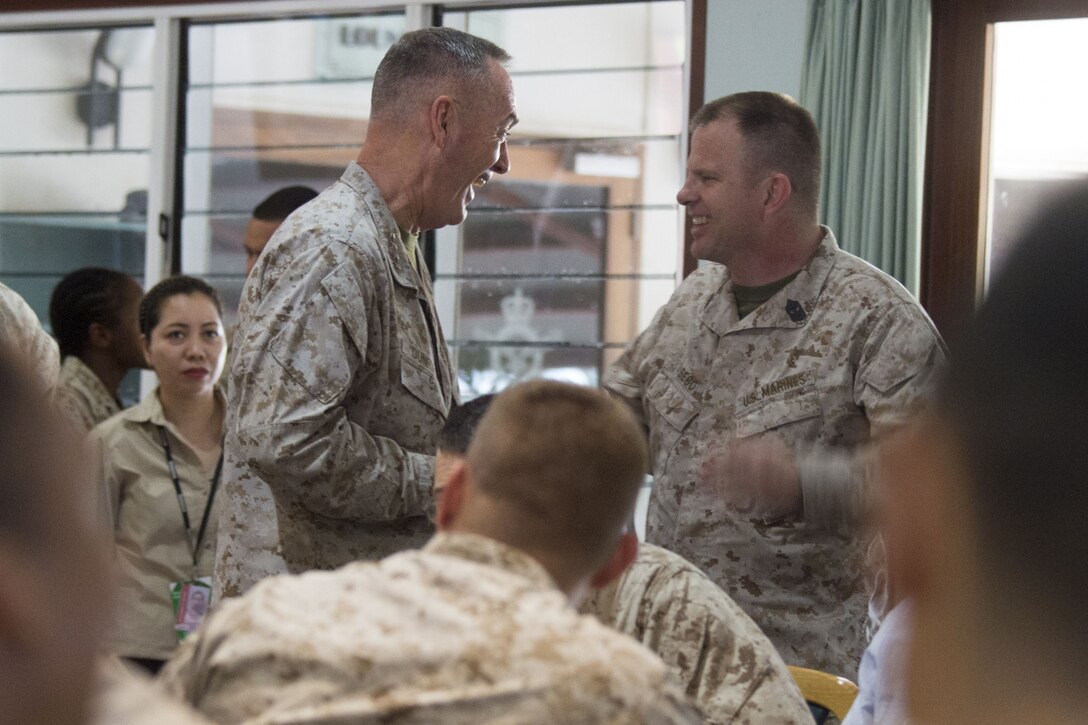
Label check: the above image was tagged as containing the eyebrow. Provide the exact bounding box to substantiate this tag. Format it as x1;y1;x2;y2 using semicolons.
162;321;220;329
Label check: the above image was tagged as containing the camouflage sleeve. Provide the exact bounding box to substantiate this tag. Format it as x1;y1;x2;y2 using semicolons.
727;664;815;725
237;264;434;524
640;683;707;725
604;303;675;435
801;301;946;529
156;597;247;718
635;566;812;724
603;349;649;433
90;657;214;725
854;300;948;436
156;624;203;705
0;284;60;391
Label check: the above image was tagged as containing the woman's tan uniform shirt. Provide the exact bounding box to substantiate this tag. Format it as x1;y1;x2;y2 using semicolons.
92;388;224;660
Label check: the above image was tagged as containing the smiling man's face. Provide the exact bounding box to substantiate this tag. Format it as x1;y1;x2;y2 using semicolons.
424;59;518;231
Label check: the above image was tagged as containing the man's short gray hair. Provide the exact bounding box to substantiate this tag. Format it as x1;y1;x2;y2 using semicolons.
371;27;511;120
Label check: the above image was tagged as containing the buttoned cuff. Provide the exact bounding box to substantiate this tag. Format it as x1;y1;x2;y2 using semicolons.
406;449;438;522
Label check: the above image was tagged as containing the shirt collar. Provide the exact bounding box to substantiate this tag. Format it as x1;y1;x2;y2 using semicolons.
120;385;226;428
423;532;559;591
700;226;840;336
60;355;119;409
340;161;420;291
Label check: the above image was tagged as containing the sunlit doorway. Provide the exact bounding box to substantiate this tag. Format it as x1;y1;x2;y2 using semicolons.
984;17;1088;288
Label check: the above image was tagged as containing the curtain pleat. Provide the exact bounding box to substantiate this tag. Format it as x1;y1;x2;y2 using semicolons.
800;0;930;293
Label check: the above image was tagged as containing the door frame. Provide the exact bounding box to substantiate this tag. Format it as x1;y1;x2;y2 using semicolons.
922;0;1088;339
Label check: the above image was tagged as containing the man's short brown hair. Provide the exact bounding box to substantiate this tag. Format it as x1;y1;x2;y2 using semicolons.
465;380;646;567
692;91;821;218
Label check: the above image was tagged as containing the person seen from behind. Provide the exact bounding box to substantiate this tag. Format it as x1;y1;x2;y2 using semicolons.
50;267;146;434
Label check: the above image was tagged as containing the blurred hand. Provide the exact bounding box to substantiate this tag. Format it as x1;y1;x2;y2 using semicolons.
699;435;802;523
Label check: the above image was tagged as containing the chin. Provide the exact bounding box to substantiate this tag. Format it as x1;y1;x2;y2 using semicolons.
448;206;469;226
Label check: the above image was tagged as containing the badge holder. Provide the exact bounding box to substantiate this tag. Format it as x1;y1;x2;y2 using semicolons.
171;577;212;642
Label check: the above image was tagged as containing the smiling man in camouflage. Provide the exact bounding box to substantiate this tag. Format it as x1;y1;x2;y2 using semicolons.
217;27;518;597
605;92;946;673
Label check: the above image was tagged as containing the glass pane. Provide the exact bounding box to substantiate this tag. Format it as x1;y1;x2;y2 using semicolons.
185;84;371;150
985;19;1088;287
442;207;680;277
182;12;403;308
437;276;675;346
0;153;151;213
455;343;605;398
510;70;683;138
182;151;342;213
188;14;404;86
444;3;685;72
438;1;686;398
497;137;682;207
0;25;151;344
0;88;152;153
0;27;154;91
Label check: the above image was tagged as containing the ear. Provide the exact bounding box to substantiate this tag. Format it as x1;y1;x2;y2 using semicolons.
760;172;793;219
430;95;456;149
87;321;113;351
141;334;153;368
436;459;468;530
589;531;638;589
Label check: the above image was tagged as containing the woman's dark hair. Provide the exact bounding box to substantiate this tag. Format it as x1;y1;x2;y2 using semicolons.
49;267;139;358
138;275;223;337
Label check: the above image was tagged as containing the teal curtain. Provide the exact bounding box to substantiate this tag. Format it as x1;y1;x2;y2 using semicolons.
800;0;930;293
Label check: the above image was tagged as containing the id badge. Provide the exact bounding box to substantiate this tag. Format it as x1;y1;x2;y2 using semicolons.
170;577;212;642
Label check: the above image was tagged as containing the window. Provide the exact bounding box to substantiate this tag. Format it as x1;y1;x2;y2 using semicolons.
439;2;685;397
984;18;1088;286
0;24;154;402
0;1;690;401
181;12;405;325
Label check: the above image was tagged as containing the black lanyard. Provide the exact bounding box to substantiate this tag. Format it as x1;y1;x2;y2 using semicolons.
158;425;223;568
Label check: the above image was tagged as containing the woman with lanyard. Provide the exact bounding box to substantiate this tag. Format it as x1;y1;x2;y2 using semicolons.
92;275;226;675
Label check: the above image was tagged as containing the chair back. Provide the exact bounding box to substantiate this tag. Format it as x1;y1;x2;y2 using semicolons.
788;665;859;723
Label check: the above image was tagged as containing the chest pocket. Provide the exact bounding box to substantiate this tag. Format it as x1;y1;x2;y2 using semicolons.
735;386;822;439
646;368;699;469
395;293;447;416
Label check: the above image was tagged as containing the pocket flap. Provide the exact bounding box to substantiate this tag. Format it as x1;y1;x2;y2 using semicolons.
647;369;699;432
735;389;821;438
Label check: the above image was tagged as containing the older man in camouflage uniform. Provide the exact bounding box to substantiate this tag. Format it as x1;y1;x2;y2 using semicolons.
161;381;702;724
605;92;946;674
217;28;518;597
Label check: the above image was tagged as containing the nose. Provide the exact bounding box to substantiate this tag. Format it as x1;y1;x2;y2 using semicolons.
491;140;510;175
676;178;694;206
184;337;206;359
